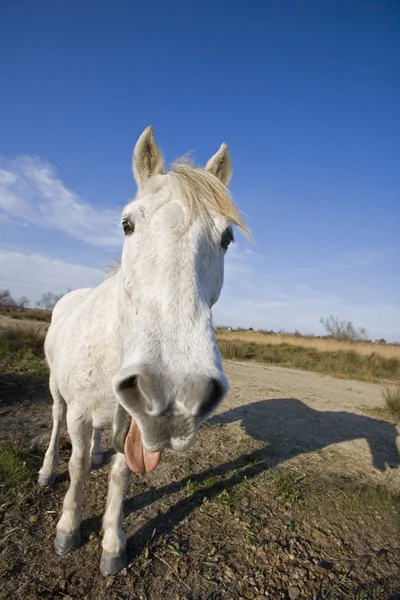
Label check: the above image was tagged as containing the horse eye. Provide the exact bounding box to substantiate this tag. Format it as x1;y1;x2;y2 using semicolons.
221;228;234;250
122;219;134;235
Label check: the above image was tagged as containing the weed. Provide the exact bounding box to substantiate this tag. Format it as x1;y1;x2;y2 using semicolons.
271;471;307;506
382;383;400;421
203;476;220;488
353;585;385;599
214;489;231;507
166;542;183;557
186;478;201;494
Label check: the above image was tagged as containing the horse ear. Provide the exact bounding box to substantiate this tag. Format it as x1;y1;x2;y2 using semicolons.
132;126;164;189
205;143;232;186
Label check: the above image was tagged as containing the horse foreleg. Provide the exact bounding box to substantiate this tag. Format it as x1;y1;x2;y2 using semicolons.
100;452;132;575
38;376;66;486
90;428;103;468
54;410;92;554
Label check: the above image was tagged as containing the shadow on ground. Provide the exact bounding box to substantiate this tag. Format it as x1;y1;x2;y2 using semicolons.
81;398;399;559
0;372;49;407
211;398;400;472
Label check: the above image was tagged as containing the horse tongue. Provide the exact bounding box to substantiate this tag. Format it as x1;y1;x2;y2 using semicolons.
124;418;161;474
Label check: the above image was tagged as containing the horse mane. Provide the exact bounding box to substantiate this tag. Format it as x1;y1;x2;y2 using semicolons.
167;159;248;235
104;259;121;279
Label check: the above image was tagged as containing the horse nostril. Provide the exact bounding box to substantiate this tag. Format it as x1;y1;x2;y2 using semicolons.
198;378;226;419
117;375;137;392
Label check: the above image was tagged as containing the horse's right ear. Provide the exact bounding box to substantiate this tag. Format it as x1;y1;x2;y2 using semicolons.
132;126;164;190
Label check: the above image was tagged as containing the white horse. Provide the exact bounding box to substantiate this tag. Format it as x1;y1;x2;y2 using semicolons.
38;126;247;576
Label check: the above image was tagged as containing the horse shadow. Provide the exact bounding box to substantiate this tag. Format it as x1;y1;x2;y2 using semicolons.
82;398;399;557
210;398;400;472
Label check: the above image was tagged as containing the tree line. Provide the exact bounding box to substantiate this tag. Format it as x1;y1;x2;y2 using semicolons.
0;289;67;311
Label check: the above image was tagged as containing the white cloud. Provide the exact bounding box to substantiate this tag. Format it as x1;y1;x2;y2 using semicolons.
0;156;122;246
0;249;105;304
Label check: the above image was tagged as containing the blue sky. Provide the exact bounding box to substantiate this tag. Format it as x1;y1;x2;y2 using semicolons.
0;0;399;340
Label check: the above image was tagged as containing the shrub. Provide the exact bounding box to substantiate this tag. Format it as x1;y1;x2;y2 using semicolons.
382;384;400;421
36;291;67;310
217;339;247;360
0;325;46;357
319;315;368;342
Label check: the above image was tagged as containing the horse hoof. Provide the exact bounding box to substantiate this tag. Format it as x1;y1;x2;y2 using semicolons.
91;452;103;469
100;552;128;576
54;531;81;555
38;473;56;486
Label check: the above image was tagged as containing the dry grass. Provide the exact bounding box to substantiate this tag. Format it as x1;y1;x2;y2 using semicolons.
0;306;51;323
0;324;48;384
0;315;50;332
0;324;46;356
216;334;400;382
217;329;400;359
382;383;400;421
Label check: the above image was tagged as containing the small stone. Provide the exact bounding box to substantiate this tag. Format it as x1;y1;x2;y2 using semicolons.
288;586;300;600
289;554;295;561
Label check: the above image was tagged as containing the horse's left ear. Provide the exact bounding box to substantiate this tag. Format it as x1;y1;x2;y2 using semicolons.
132;126;164;190
205;143;232;186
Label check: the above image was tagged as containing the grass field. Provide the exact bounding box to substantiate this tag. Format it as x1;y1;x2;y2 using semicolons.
216;330;400;382
216;329;400;359
0;306;51;323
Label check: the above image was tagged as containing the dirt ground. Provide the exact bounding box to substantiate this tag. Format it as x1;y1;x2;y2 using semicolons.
1;360;399;599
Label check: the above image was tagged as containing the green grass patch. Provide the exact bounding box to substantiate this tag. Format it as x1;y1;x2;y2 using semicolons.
335;480;400;519
0;443;44;499
217;338;400;382
271;471;307;506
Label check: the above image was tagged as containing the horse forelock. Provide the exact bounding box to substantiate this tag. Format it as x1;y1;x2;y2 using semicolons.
167;160;248;235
